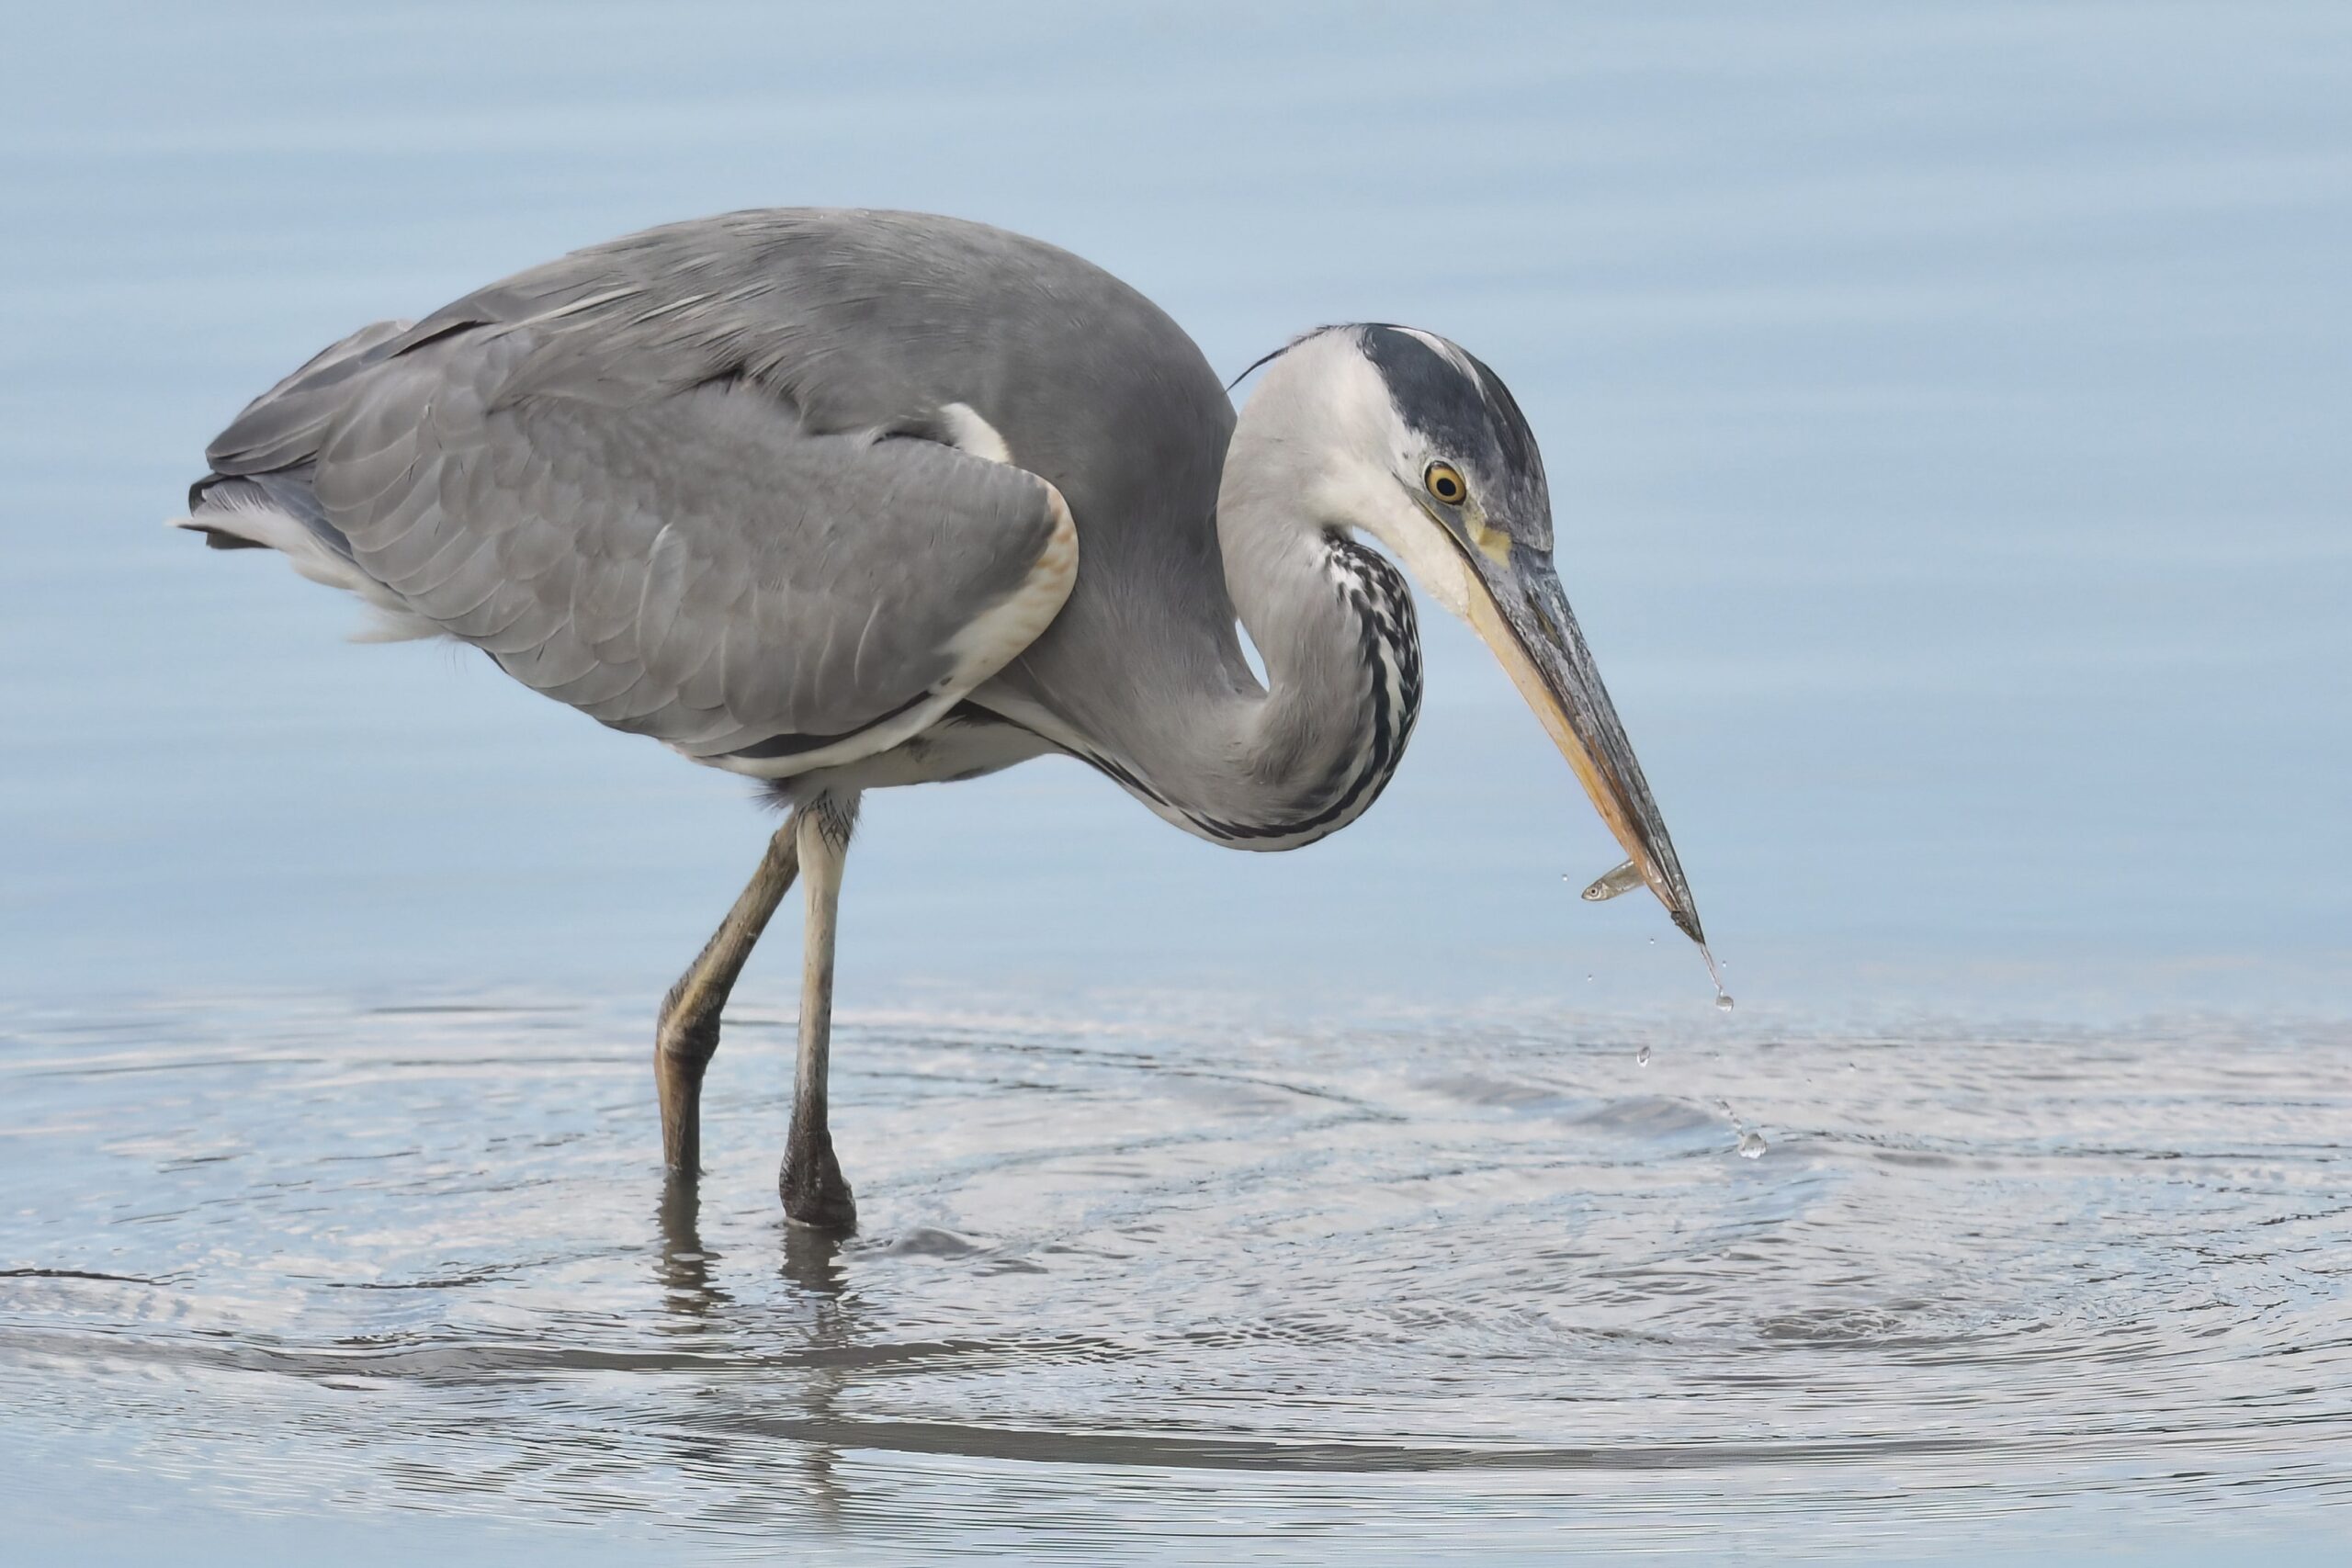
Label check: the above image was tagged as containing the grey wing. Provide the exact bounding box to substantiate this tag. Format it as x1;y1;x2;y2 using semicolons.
192;208;1240;784
204;326;1076;774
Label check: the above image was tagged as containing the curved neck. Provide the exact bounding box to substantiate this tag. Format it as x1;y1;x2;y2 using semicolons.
1122;394;1423;849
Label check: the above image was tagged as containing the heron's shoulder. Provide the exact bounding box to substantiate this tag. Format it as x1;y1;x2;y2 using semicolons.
628;209;1227;394
399;208;1202;353
543;208;1238;492
204;209;1231;522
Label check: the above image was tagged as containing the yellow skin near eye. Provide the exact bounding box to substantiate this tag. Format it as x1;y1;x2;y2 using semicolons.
1424;462;1466;504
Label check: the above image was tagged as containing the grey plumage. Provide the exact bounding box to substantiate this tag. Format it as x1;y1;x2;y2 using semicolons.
196;210;1231;777
184;208;1708;1226
198;209;1241;788
236;345;1064;760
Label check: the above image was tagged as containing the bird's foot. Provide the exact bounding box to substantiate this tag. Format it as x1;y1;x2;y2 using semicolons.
780;1126;857;1234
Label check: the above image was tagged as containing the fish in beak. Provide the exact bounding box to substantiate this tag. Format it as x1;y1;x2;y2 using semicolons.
1460;541;1708;949
1338;320;1709;956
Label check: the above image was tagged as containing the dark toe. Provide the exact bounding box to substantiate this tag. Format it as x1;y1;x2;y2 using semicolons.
781;1131;857;1234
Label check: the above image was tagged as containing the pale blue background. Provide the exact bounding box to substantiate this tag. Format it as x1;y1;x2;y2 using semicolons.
6;2;2346;1023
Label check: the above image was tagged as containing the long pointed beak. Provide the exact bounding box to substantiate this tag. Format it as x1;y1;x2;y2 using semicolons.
1462;547;1707;946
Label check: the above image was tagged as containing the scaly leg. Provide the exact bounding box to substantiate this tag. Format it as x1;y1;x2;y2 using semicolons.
781;792;859;1231
656;817;801;1179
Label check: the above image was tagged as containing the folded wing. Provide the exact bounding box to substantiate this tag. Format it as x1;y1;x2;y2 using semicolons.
191;323;1076;775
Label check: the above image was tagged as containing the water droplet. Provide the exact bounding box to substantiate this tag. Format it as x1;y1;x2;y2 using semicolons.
1586;973;1594;984
1737;1130;1768;1159
1698;943;1735;1011
1577;859;1645;903
1636;1043;1651;1067
1647;936;1656;945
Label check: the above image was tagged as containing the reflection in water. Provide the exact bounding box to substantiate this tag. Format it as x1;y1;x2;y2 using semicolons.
658;1179;854;1525
0;994;2348;1559
779;1217;852;1303
655;1181;729;1318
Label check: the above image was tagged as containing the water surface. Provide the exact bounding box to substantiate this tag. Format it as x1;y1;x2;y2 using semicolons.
5;996;2348;1562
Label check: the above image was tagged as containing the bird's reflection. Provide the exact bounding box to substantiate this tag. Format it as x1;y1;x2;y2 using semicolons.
657;1176;850;1305
656;1177;733;1318
781;1218;849;1298
652;1176;851;1522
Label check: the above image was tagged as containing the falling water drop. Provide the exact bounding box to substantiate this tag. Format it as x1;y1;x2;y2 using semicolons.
1737;1130;1768;1159
1700;943;1735;1012
1636;1043;1651;1067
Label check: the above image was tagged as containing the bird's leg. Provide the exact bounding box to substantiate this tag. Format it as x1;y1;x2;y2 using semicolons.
781;792;860;1232
656;817;801;1179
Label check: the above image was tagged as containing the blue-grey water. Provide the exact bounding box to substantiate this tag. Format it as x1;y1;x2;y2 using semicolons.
4;3;2348;1562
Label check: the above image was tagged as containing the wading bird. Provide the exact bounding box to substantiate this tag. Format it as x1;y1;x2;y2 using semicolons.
182;209;1705;1231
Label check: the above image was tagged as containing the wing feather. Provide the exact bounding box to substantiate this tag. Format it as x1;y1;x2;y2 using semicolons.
219;323;1069;769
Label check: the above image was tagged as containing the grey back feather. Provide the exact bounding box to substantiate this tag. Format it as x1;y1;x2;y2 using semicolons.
198;209;1250;764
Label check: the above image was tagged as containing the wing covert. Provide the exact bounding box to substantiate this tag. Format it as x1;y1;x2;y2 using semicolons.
297;327;1075;771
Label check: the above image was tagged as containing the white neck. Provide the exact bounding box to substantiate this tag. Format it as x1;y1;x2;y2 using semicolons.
1137;341;1426;847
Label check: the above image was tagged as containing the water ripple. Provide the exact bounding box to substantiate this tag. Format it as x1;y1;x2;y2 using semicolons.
2;996;2347;1558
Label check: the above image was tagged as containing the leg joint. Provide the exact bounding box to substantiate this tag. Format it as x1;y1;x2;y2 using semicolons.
657;1006;722;1068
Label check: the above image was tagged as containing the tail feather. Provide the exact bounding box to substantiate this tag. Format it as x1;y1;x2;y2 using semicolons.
174;467;437;642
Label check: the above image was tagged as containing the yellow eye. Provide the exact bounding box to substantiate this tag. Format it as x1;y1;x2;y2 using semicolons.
1423;462;1467;505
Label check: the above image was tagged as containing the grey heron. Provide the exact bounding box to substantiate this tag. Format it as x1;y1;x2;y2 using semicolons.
181;209;1707;1232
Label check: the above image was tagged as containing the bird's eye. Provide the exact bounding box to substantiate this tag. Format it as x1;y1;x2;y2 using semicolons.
1423;462;1467;505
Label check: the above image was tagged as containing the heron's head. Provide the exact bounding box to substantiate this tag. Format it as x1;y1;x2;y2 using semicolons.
1239;323;1705;945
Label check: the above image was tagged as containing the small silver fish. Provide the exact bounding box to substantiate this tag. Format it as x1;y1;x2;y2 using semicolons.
1578;859;1645;903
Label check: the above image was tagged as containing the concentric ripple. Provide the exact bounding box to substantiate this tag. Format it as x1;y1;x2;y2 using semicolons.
2;996;2347;1559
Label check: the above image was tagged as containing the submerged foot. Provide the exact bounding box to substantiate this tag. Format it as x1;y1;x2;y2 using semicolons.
654;1010;721;1178
780;1128;857;1233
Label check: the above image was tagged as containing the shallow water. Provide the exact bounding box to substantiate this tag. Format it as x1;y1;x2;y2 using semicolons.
5;995;2348;1561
